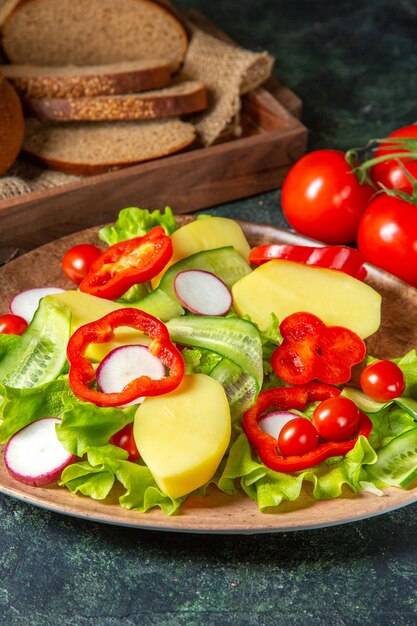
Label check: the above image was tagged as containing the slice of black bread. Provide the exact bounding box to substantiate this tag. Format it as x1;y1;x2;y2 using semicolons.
1;0;188;71
23;118;197;175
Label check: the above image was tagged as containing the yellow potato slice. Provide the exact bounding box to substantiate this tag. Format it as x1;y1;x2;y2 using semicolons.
134;373;231;498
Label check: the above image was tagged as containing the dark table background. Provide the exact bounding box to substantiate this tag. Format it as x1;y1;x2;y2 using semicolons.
2;2;417;625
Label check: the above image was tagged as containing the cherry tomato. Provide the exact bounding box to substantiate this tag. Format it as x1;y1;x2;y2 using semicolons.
278;417;319;457
281;149;374;244
110;423;140;462
312;397;360;442
371;124;417;194
0;313;28;335
62;244;102;285
357;194;417;287
360;360;405;402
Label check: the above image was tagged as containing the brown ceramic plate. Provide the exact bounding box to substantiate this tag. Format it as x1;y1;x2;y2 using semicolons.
1;217;417;534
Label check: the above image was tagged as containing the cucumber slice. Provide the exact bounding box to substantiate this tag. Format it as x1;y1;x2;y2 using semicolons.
130;288;184;321
0;296;71;389
159;247;252;302
367;427;417;487
210;357;257;418
167;315;263;393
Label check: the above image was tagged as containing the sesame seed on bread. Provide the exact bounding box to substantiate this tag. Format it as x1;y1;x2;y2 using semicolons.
24;80;208;122
0;59;173;98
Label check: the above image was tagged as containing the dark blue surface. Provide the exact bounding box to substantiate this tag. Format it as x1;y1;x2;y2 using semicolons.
2;2;417;625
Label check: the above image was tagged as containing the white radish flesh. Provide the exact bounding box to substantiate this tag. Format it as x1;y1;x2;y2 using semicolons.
174;270;232;316
10;287;65;323
258;411;300;440
4;417;75;486
96;344;165;405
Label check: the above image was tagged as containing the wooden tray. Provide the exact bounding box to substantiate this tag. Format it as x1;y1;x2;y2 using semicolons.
1;218;417;533
0;13;307;256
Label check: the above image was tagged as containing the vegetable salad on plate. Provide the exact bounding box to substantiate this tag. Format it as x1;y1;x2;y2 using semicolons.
2;206;417;516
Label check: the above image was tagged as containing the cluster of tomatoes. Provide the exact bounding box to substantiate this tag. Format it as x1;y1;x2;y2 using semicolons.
278;359;406;458
281;123;417;288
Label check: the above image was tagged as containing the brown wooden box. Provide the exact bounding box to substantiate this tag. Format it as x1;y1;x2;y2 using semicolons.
0;16;307;257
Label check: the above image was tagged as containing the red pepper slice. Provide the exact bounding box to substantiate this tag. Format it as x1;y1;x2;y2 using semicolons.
271;312;366;385
243;383;372;472
67;308;184;407
79;226;172;300
249;243;367;281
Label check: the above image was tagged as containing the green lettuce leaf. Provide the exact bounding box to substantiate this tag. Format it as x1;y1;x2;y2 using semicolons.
217;433;377;511
56;397;135;457
0;334;21;361
60;444;183;514
0;377;74;443
99;206;177;245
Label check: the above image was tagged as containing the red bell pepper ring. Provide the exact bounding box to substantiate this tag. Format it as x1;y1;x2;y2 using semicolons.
243;383;372;472
79;226;172;300
249;243;367;281
270;312;366;386
67;308;185;407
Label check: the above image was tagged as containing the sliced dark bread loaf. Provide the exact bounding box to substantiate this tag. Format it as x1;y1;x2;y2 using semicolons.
24;80;208;122
0;59;173;98
0;74;24;174
23;118;196;175
1;0;188;71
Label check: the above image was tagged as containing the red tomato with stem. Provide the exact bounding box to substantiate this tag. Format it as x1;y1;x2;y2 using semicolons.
357;194;417;287
371;124;417;193
0;313;28;335
110;423;140;462
312;397;360;442
281;149;374;244
278;417;319;457
62;244;102;285
360;360;405;402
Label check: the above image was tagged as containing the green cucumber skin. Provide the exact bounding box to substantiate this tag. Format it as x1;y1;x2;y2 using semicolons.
167;315;263;392
159;247;252;301
130;288;184;321
0;296;71;389
368;427;417;487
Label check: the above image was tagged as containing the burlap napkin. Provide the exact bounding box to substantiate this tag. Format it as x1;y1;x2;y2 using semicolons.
0;5;274;201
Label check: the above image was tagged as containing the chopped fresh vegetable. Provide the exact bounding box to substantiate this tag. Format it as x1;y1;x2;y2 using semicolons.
312;396;361;442
5;417;76;486
270;312;366;385
174;269;232;316
67;308;184;407
110;423;140;462
278;417;319;457
80;226;172;300
10;286;65;323
249;243;367;280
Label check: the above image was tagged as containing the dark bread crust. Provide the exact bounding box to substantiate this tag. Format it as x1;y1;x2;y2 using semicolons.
0;61;173;98
0;75;24;174
24;81;208;121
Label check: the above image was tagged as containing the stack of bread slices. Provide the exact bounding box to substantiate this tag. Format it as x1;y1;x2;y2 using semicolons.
0;0;208;175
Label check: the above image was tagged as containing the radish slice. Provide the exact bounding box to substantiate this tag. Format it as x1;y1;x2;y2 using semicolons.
10;287;65;323
174;270;232;316
258;411;300;440
96;344;166;406
4;418;75;486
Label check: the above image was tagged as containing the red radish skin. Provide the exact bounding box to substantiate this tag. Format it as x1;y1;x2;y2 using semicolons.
4;418;75;486
174;270;232;316
96;344;166;406
258;411;301;440
10;287;65;323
